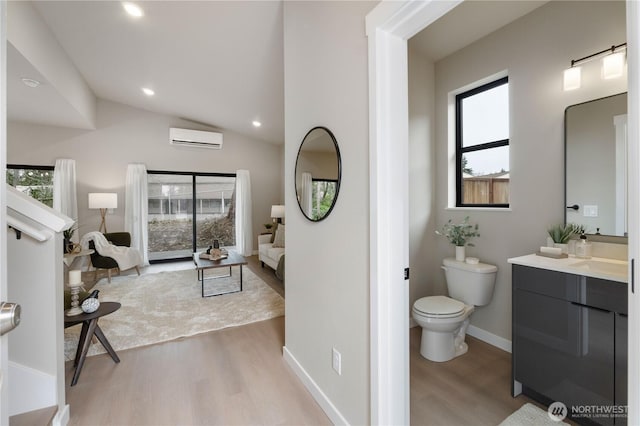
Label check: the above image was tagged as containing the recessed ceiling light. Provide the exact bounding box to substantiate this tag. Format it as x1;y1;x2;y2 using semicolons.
123;2;144;18
21;78;41;88
252;120;262;128
142;87;155;96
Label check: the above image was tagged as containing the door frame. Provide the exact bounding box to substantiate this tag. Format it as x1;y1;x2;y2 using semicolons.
0;0;7;423
365;1;461;424
366;0;640;424
626;1;640;422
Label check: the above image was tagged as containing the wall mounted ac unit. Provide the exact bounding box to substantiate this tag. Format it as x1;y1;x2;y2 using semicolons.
169;127;223;149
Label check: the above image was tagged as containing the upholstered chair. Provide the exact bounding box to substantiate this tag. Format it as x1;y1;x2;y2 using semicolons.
89;232;140;282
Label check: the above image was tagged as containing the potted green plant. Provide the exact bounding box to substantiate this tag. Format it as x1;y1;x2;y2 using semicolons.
63;223;78;254
436;216;480;261
264;223;274;232
547;223;583;253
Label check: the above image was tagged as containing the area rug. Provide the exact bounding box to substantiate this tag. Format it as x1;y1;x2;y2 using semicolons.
499;403;567;425
64;266;284;360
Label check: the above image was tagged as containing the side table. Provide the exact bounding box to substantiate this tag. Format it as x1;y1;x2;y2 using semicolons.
63;249;94;271
64;301;121;386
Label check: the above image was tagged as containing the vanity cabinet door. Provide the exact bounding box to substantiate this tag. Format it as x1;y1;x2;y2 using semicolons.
514;288;615;422
513;265;620;425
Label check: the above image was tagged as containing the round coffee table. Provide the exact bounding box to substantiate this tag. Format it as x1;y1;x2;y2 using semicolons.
64;301;121;386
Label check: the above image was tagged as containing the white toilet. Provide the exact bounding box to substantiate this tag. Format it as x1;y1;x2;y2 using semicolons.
412;258;497;362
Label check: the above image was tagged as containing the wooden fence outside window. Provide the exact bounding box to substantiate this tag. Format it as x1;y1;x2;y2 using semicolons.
463;177;509;205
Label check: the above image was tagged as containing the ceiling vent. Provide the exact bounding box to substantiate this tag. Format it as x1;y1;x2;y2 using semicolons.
169;128;223;149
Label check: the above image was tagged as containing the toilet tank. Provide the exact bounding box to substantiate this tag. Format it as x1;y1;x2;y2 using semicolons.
442;258;497;306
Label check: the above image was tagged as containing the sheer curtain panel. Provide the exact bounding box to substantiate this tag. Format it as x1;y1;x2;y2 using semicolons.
53;159;78;224
125;163;149;266
235;169;253;257
301;172;313;217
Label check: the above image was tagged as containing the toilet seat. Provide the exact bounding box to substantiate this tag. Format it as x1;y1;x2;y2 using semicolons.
413;296;465;319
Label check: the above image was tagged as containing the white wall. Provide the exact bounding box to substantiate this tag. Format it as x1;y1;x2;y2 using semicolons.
409;1;627;342
283;1;375;424
408;45;442;311
8;233;65;416
7;99;284;248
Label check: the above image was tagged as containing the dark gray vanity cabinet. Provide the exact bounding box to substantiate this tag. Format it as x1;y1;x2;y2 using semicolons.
512;265;627;425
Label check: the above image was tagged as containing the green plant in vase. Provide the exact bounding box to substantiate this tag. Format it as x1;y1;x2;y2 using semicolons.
547;223;582;254
63;222;78;254
436;216;480;261
547;223;582;244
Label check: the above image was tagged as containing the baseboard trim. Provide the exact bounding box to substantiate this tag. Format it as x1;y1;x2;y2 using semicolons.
283;346;349;425
53;404;70;426
467;325;512;353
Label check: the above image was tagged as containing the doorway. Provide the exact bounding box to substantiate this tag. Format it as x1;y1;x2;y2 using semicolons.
147;171;236;261
366;1;640;424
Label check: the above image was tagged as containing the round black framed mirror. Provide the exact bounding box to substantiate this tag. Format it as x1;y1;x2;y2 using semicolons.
294;126;341;222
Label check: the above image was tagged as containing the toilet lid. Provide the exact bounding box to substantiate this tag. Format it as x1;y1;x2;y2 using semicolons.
414;296;465;317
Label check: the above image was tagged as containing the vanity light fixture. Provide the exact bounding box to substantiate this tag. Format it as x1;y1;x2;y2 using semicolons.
563;43;626;91
602;50;625;79
563;67;581;91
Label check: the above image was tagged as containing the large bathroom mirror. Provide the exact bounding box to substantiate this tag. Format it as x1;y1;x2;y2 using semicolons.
565;92;627;239
295;126;341;222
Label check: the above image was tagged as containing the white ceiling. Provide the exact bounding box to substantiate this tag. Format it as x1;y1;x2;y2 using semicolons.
9;1;284;144
410;1;548;61
7;1;549;146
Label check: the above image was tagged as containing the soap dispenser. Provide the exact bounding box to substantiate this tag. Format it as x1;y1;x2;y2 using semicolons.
575;232;592;259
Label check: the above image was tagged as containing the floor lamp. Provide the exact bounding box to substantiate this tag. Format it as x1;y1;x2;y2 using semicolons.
88;193;118;234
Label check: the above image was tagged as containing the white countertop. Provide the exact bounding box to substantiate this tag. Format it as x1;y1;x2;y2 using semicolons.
508;253;628;283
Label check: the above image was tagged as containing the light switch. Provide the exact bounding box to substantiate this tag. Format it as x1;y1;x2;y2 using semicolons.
583;205;598;217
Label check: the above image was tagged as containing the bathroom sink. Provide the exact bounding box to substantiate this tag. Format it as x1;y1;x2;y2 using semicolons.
570;259;628;277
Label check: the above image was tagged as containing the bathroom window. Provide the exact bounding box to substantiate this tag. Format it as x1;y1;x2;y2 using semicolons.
455;77;510;207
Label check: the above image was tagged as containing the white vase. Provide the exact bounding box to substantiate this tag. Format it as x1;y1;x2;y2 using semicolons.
455;246;465;262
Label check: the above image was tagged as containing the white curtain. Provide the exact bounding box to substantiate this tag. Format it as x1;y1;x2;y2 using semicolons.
301;172;313;217
235;169;253;257
125;163;149;266
53;158;78;224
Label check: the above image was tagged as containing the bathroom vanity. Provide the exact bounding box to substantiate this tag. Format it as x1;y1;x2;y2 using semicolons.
509;254;628;425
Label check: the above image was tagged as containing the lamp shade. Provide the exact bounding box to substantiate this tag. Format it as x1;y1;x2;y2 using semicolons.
563;66;581;91
271;205;285;218
88;193;118;209
602;51;625;79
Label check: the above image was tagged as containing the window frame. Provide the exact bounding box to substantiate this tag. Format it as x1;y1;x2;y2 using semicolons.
147;170;237;263
6;164;55;207
310;177;339;221
455;76;510;208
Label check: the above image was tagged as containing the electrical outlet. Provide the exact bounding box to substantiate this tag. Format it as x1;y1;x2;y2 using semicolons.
332;348;342;375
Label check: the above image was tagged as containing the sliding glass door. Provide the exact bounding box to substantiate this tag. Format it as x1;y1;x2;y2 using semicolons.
147;171;236;262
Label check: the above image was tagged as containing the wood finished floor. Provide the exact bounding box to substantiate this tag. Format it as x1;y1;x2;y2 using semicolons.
65;317;330;426
410;326;537;425
65;257;535;426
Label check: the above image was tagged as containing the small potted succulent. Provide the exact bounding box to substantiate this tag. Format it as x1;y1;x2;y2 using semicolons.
547;223;584;253
436;216;480;261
